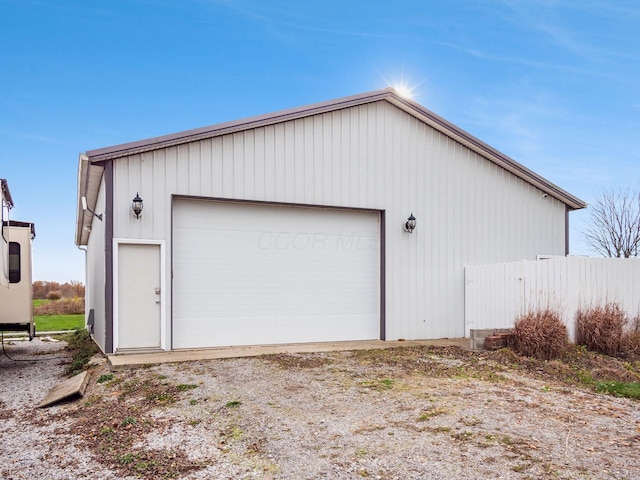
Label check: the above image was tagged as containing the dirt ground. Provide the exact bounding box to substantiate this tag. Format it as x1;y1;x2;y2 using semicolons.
1;337;639;480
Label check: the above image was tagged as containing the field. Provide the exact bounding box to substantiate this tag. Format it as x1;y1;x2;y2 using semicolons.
33;299;84;332
34;314;84;332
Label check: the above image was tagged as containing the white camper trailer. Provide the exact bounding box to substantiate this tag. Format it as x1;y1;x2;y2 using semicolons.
1;179;36;339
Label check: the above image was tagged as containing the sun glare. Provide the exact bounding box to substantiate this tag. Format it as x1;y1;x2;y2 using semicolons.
374;65;425;101
392;83;415;99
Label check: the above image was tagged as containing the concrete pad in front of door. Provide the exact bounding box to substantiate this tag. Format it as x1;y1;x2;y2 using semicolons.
107;339;469;369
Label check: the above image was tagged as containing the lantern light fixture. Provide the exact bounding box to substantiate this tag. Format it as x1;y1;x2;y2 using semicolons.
132;193;143;219
404;213;416;234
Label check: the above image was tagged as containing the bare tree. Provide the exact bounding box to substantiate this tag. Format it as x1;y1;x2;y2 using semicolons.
584;189;640;258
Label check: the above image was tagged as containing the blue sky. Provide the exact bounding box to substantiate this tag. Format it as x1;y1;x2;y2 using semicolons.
1;0;638;282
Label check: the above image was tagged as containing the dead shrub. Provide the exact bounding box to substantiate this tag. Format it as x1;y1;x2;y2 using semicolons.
46;290;62;301
621;332;640;357
510;309;568;360
34;297;84;315
575;303;627;357
621;315;640;357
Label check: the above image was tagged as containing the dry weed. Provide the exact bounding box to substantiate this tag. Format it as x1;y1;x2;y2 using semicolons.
575;303;627;357
34;297;84;315
510;309;568;360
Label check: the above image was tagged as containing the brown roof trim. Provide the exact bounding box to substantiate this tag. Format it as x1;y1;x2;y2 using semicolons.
86;89;393;162
385;95;587;210
85;88;586;210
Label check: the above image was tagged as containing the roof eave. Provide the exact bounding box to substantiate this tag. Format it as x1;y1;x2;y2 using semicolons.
386;95;587;210
86;88;397;163
1;178;14;209
75;154;104;246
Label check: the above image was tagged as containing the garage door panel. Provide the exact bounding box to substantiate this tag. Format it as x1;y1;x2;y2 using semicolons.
176;313;378;347
172;199;380;349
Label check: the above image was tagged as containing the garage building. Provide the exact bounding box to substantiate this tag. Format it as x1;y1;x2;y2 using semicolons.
75;88;585;354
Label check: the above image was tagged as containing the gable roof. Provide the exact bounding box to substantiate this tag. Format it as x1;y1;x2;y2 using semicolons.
84;88;586;211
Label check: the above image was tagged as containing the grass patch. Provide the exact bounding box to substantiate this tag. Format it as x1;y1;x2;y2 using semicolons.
59;329;99;377
97;374;114;384
35;314;84;332
176;384;199;391
225;400;242;408
594;381;640;399
359;378;394;391
146;392;176;405
122;416;137;426
33;299;51;308
418;407;447;421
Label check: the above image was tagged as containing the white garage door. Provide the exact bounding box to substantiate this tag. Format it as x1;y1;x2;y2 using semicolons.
172;199;380;349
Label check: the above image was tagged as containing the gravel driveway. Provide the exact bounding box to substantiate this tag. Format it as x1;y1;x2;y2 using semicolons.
1;337;639;480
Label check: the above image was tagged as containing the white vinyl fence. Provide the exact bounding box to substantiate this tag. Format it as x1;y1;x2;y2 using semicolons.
464;257;640;339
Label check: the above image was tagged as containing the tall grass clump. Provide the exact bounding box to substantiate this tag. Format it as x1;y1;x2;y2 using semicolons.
575;303;627;357
621;314;640;357
510;309;568;360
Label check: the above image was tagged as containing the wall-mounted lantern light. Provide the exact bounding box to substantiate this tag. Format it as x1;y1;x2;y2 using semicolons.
132;193;143;219
404;213;416;234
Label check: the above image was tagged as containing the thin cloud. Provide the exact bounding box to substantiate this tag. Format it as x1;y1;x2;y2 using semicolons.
438;39;636;85
202;0;393;40
497;0;640;62
0;130;67;146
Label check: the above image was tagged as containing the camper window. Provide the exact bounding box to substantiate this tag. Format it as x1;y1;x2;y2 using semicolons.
9;241;20;283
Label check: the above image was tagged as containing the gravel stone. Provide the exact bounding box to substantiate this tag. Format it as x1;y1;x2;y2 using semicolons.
1;339;639;479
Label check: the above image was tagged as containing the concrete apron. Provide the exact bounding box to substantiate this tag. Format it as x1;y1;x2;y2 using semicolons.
107;338;469;369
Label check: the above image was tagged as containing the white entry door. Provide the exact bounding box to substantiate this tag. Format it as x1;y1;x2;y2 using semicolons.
117;243;161;351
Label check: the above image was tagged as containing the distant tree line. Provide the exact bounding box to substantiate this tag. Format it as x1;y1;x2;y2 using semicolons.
33;281;85;300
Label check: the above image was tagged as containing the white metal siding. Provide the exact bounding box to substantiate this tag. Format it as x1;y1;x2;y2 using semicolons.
113;101;566;341
86;177;106;352
465;257;640;339
172;199;380;348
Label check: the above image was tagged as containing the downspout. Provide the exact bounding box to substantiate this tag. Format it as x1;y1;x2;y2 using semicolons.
77;243;89;333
